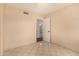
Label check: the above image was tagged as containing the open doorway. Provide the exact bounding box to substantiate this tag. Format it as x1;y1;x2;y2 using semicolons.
36;17;51;42
36;19;43;42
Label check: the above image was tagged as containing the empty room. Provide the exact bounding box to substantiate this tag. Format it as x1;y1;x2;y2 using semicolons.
0;3;79;56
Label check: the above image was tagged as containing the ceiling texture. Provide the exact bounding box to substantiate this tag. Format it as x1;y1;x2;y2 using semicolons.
7;3;72;17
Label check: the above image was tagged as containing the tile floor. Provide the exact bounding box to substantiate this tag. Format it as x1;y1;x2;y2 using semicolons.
4;41;79;56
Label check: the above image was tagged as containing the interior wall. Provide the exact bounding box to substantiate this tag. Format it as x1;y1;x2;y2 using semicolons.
0;4;3;55
0;4;2;55
51;4;79;52
3;4;38;50
0;14;1;55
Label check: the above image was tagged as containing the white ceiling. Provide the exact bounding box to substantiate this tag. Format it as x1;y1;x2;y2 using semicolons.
7;3;72;16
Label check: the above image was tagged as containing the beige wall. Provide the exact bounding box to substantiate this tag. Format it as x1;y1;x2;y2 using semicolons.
3;4;38;50
0;4;3;55
51;4;79;52
0;4;1;54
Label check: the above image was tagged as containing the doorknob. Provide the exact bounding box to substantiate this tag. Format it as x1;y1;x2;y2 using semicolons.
48;31;50;32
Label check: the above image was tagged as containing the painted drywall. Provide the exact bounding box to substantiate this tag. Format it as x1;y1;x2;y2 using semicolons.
0;4;3;55
0;4;2;55
51;4;79;52
3;4;38;50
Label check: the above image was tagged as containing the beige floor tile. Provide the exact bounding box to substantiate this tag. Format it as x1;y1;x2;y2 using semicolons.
4;41;79;56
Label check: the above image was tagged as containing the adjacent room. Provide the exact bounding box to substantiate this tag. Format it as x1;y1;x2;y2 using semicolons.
0;3;79;56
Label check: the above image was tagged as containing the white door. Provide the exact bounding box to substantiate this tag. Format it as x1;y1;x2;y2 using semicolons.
43;17;51;42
